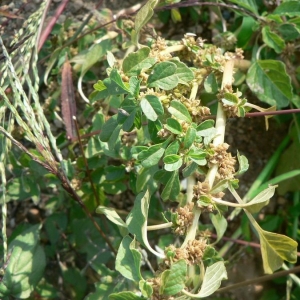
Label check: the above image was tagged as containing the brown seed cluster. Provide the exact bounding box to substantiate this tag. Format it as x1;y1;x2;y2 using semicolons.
150;37;172;62
164;239;207;266
208;143;236;179
173;203;194;235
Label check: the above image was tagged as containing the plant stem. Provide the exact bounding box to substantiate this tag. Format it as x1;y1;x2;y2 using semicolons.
206;59;234;187
147;222;173;231
160;44;186;55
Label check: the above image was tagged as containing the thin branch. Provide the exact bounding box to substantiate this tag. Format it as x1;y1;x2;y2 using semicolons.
217;265;300;293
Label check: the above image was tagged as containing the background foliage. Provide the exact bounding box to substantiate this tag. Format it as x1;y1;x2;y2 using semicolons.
1;0;300;299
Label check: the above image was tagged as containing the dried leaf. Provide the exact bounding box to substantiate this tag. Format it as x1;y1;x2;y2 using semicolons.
0;9;23;19
61;59;77;141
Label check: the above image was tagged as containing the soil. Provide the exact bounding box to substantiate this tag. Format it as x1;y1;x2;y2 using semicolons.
0;1;291;299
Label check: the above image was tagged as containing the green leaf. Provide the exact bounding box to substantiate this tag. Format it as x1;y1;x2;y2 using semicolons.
126;190;164;258
147;61;179;90
136;166;159;194
140;95;164;121
262;26;285;53
168;100;192;123
236;151;249;175
100;115;119;142
139;280;153;298
246;60;292;108
132;0;159;45
226;0;258;15
115;236;143;281
129;76;141;98
165;140;180;156
165;118;182;134
123;47;156;76
109;292;145;300
188;149;207;166
183;127;196;149
138;143;166;168
161;171;180;201
182;161;199;177
163;154;183;171
160;260;187;295
197;261;227;297
273;1;300;17
204;73;218;93
210;214;227;243
221;92;239;106
170;59;194;84
278;23;300;41
1;225;46;298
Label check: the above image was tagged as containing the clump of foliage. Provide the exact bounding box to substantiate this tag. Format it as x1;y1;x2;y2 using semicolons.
1;0;300;299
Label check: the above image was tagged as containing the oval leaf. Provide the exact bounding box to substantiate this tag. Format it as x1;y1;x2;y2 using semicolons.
168;100;192;123
147;61;179;90
246;60;292;108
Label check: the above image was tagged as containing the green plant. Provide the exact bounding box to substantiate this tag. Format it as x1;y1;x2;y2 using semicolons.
1;0;300;299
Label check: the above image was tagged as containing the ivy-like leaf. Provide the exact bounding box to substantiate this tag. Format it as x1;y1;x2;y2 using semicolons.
123;47;156;76
147;61;179;90
246;60;292;108
168;100;192;123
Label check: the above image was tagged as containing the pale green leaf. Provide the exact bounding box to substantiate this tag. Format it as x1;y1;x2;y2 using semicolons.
168;100;192;123
115;236;143;281
123;47;156;76
255;224;298;274
126;190;164;258
147;61;179;90
133;0;159;45
197;261;227;297
210;214;227;243
246;60;292;108
96;206;127;228
240;185;276;213
236;151;249;175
